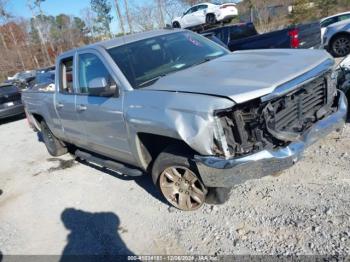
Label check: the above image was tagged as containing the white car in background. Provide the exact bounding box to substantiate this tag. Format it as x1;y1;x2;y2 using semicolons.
320;11;350;38
172;2;238;29
323;18;350;57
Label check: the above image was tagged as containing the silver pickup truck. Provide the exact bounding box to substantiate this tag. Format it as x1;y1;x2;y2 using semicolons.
22;29;348;211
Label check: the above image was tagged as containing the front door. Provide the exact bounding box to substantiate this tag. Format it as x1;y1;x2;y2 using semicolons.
182;6;197;27
75;50;134;165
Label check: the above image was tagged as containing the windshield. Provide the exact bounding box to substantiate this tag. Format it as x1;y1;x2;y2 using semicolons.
107;31;229;88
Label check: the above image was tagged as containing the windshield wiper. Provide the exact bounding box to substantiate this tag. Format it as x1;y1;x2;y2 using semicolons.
192;57;213;67
137;74;166;88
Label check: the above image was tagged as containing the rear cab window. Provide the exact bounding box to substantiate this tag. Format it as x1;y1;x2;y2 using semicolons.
229;24;258;41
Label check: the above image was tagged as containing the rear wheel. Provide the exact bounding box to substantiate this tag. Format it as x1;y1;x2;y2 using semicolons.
152;146;207;211
41;121;67;156
330;34;350;57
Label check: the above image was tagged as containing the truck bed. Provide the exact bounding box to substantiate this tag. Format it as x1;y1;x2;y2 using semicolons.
202;22;321;51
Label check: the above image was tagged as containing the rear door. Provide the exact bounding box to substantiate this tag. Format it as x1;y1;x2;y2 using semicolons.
193;4;208;25
75;49;134;165
55;54;85;145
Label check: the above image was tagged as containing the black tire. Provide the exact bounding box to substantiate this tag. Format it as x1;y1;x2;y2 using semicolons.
205;187;232;205
172;21;181;28
152;145;208;211
330;34;350;57
206;14;217;25
40;121;67;157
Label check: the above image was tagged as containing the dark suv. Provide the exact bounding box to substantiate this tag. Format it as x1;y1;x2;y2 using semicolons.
0;83;24;120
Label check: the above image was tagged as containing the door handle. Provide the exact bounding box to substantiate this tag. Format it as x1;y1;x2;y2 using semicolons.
56;103;64;109
77;104;87;112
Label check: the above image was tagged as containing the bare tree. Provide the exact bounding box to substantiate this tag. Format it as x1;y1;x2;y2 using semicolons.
163;0;185;23
157;0;165;28
131;3;157;31
114;0;125;35
123;0;133;33
81;7;96;40
27;0;52;65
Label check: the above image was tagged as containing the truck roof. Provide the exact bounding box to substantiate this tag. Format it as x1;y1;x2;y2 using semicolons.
59;29;184;58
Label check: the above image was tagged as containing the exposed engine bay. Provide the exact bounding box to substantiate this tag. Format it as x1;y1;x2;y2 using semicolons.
213;70;339;158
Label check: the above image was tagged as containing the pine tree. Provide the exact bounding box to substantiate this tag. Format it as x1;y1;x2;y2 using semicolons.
90;0;113;38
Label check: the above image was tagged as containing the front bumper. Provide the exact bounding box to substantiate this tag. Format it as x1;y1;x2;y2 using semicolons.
0;103;24;119
195;91;348;187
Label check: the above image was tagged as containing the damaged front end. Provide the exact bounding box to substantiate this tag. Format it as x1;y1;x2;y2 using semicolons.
197;69;347;187
212;70;338;159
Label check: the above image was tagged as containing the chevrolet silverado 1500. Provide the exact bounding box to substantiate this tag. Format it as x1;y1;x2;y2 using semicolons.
22;29;348;211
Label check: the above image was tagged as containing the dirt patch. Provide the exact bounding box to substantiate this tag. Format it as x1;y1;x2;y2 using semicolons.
32;158;77;177
47;158;77;173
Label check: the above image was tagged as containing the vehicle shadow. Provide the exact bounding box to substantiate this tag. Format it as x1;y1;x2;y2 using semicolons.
0;113;25;125
76;159;169;207
60;208;134;262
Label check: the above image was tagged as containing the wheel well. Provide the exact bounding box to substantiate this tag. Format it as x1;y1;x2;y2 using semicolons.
137;133;194;172
32;113;44;126
172;21;180;27
330;32;350;45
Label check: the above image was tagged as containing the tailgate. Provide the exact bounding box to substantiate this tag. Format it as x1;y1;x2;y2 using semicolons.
297;21;321;49
229;29;291;51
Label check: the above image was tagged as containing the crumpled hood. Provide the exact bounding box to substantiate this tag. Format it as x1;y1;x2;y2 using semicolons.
144;49;334;104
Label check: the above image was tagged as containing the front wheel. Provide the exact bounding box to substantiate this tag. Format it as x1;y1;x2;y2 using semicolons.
172;21;181;28
330;35;350;57
152;146;207;211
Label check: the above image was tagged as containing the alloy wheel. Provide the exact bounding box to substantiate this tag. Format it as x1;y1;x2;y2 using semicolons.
159;166;207;211
333;37;350;57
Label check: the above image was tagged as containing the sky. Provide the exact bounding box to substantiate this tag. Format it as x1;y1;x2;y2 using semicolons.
6;0;147;34
6;0;241;33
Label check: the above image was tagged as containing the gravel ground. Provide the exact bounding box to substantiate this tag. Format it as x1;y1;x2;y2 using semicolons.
0;111;349;257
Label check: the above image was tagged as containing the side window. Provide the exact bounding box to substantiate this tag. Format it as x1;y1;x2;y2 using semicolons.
59;57;74;94
321;17;338;28
78;53;116;97
197;5;208;11
184;7;193;15
339;14;350;21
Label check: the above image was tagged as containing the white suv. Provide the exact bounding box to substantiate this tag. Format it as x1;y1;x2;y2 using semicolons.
172;2;238;29
321;12;350;38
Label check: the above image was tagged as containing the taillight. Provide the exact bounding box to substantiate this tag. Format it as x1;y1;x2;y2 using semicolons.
288;29;299;48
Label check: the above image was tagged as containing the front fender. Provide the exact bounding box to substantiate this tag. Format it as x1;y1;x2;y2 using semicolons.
124;90;235;163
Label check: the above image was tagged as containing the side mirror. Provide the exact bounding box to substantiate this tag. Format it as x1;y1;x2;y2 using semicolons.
88;77;117;97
